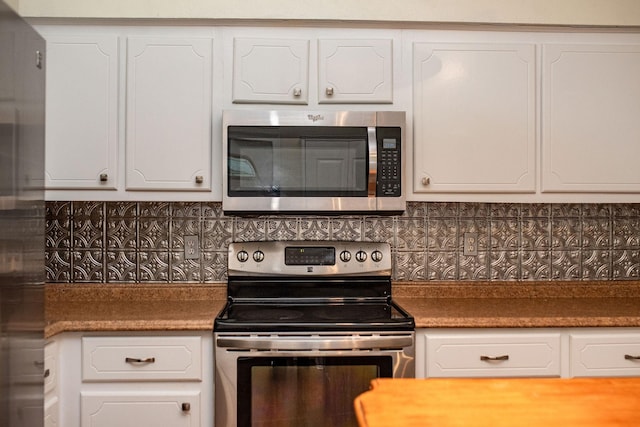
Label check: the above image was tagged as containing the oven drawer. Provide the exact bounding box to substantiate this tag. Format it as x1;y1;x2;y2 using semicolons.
82;336;202;381
425;332;561;378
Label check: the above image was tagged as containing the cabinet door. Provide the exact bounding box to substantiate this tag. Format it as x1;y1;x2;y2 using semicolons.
45;35;118;189
318;38;393;103
81;392;200;427
232;37;309;104
542;44;640;192
413;43;536;193
126;36;212;191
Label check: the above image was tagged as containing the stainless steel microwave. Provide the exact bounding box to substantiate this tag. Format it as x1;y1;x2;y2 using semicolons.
222;110;405;214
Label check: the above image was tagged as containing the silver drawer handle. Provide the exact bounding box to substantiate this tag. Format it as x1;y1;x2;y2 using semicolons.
195;175;203;184
125;357;156;364
624;354;640;360
480;355;509;361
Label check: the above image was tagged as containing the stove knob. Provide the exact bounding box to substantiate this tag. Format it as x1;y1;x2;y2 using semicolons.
253;250;265;263
355;250;367;263
339;250;352;263
371;250;383;263
237;250;249;263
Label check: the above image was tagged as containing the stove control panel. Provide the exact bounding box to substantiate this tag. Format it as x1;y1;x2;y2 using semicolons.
228;241;391;276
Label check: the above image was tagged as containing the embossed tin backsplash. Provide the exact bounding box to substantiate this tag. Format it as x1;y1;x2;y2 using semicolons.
45;202;640;283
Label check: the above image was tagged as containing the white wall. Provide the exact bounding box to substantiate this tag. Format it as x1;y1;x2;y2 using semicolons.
15;0;640;27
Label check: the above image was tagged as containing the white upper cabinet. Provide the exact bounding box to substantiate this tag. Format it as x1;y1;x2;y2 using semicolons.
45;34;119;190
412;42;536;194
318;38;393;104
230;34;395;105
126;36;213;191
232;37;309;104
542;43;640;193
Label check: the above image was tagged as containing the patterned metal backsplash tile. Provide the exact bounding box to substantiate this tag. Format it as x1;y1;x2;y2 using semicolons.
45;201;640;283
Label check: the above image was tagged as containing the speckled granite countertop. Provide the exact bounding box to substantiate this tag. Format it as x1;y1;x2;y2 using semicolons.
394;281;640;328
45;281;640;338
45;283;227;338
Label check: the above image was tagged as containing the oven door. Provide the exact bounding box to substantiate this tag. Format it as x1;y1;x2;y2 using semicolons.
214;332;415;427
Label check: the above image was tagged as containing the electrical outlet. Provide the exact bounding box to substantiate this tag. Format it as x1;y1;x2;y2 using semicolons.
463;232;478;256
184;235;200;260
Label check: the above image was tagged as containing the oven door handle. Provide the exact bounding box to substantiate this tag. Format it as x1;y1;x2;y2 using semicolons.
216;335;412;351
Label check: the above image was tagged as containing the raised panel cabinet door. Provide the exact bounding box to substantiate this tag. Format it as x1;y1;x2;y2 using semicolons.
413;43;536;193
81;392;200;427
542;44;640;193
232;37;309;104
44;35;118;189
126;36;212;191
318;38;393;103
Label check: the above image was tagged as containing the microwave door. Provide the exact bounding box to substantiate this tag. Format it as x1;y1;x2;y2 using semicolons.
303;138;367;195
229;138;274;195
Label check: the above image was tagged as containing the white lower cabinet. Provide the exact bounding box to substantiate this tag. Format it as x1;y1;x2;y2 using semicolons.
417;328;640;379
570;330;640;377
54;331;213;427
81;392;200;427
423;329;562;378
44;340;59;427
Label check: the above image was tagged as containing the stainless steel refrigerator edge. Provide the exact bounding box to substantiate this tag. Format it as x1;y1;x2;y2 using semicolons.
1;1;46;426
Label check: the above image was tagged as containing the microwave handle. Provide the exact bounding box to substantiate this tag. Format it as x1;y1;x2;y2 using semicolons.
367;126;377;197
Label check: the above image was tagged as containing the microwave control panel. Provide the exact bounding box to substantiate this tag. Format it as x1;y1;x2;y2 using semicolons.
376;127;402;197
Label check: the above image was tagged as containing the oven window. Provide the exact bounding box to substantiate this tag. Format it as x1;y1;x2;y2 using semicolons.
228;126;368;197
237;356;392;427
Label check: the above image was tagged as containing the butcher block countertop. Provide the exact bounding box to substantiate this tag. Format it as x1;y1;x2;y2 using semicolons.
45;281;640;338
355;377;640;427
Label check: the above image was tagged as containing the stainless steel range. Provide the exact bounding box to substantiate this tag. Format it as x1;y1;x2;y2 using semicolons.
214;241;415;427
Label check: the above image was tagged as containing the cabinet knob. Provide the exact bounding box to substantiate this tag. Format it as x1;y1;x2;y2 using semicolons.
421;177;430;186
293;87;302;97
181;403;191;412
624;354;640;360
100;173;108;182
325;87;334;96
195;175;204;184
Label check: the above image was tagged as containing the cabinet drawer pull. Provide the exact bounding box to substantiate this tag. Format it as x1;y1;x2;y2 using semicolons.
480;355;509;362
326;87;334;96
624;354;640;360
293;87;302;97
44;369;50;378
125;357;156;364
181;403;191;412
422;177;430;186
195;175;203;184
99;173;108;182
